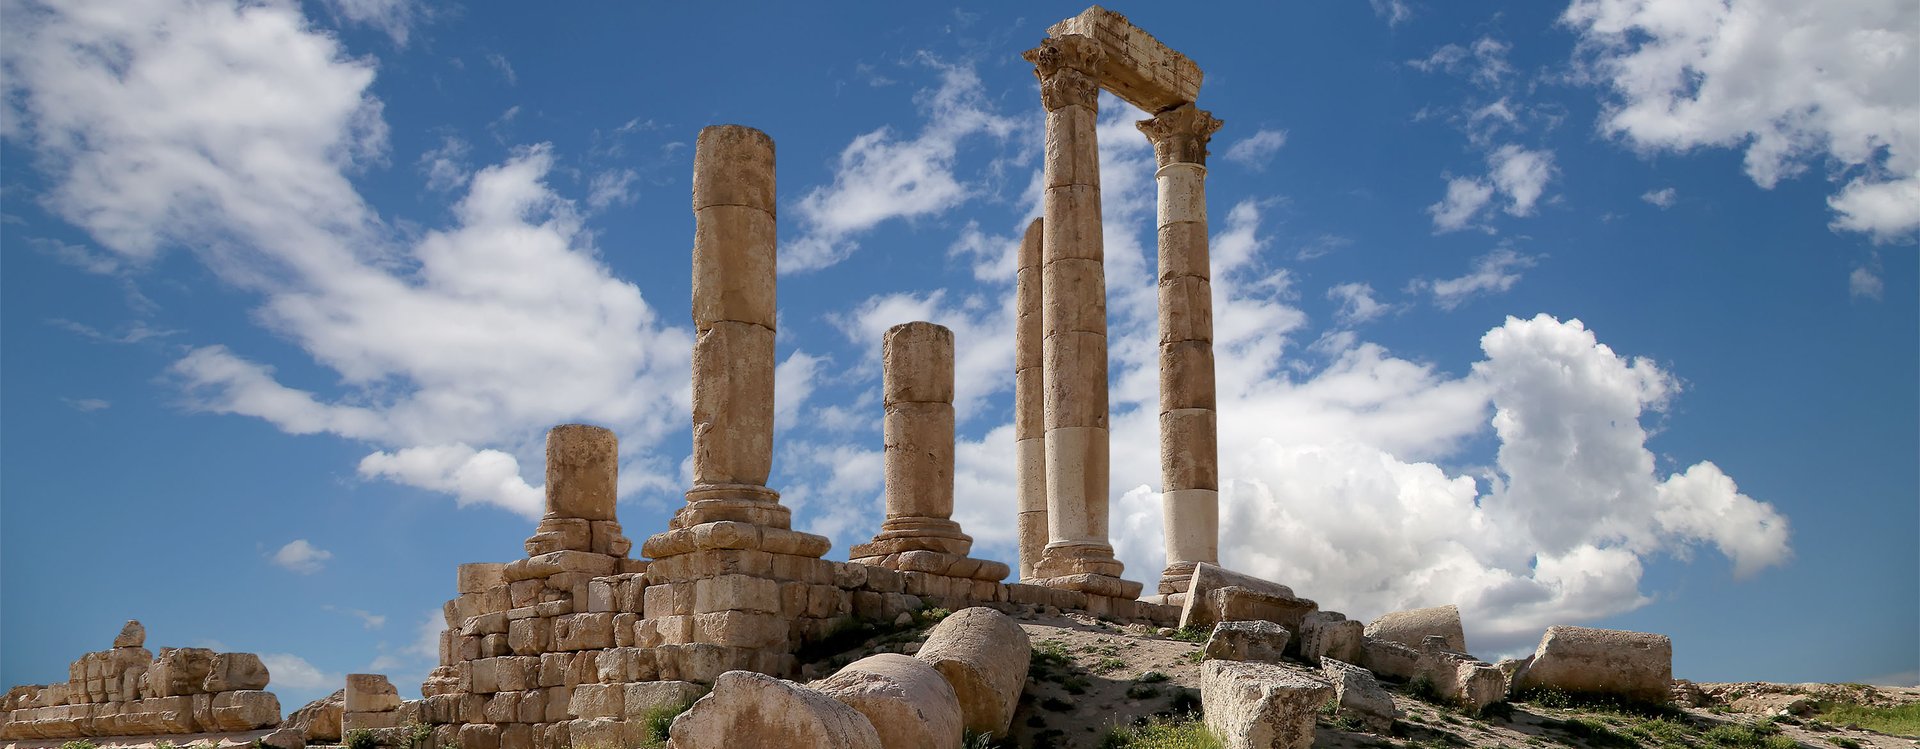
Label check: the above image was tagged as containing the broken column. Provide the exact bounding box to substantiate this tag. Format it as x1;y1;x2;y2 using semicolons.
525;424;630;557
1023;33;1139;600
850;322;1009;581
1014;217;1047;581
1139;103;1223;597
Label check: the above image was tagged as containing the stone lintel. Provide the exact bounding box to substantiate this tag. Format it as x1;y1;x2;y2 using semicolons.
1047;6;1202;114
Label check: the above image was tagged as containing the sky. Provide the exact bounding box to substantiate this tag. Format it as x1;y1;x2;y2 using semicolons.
1;0;1915;711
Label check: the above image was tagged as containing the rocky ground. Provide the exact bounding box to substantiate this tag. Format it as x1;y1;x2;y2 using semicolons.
805;609;1920;749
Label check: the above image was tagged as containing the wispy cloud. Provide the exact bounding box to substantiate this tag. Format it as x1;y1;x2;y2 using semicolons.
271;539;333;574
1641;187;1676;209
1411;248;1539;309
1223;129;1288;171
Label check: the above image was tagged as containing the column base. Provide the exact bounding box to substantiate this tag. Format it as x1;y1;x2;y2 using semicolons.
848;550;1010;582
523;516;631;557
1032;541;1138;598
670;484;788;529
1157;560;1198;595
850;516;974;557
1028;572;1143;600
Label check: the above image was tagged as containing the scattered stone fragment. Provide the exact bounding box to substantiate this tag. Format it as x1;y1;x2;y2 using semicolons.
1299;611;1363;665
1365;604;1467;653
1204;620;1290;663
915;607;1030;739
666;670;880;749
1201;660;1333;749
813;654;962;749
115;620;146;649
1321;658;1399;733
286;690;345;743
1511;625;1672;705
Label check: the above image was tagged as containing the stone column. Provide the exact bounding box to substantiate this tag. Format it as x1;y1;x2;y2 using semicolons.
525;424;630;557
1022;35;1139;599
680;124;789;529
850;322;1010;581
1139;104;1223;596
1014;217;1047;581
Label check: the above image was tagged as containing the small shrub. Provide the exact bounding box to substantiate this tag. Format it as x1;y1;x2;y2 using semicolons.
1547;716;1635;748
1062;674;1091;694
402;721;434;749
1521;685;1571;709
1136;670;1170;683
1164;688;1202;717
1096;657;1128;673
1126;684;1162;700
61;741;99;749
1826;737;1863;749
637;696;701;748
1099;714;1225;748
344;728;379;749
1169;626;1211;644
1703;721;1798;749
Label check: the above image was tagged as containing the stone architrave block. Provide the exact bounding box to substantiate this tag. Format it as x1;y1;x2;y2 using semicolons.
1200;660;1333;749
1321;658;1398;733
1511;625;1673;704
1365;604;1467;653
914;607;1029;739
1204;620;1290;663
812;654;963;749
665;670;881;749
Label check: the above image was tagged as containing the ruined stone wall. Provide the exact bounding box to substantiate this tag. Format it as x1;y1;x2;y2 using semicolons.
0;622;282;741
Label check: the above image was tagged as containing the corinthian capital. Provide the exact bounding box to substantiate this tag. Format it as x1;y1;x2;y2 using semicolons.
1023;35;1104;111
1137;104;1224;167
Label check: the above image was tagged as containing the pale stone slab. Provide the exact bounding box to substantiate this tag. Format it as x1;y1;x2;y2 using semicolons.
1365;604;1467;653
1321;658;1398;733
1200;660;1331;749
812;654;962;749
1511;626;1673;704
544;425;618;522
914;608;1029;739
1204;620;1289;663
665;671;880;749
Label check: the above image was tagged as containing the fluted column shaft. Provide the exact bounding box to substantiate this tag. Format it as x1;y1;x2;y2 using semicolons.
1139;104;1223;595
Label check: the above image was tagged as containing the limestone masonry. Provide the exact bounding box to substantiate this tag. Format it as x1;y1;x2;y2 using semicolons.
4;7;1691;749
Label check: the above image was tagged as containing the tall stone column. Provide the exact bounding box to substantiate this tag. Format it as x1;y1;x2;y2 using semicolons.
850;323;1010;581
1014;217;1047;581
1139;104;1223;596
679;124;789;529
1023;35;1140;599
525;424;631;557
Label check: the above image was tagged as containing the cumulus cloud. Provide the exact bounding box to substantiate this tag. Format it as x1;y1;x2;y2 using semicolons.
259;653;337;690
1412;248;1539;309
1641;187;1677;209
1223;129;1288;171
271;539;333;574
785;58;1020;272
1565;0;1920;241
2;0;693;516
1850;264;1885;300
1327;283;1390;325
1429;147;1556;232
1429;177;1496;233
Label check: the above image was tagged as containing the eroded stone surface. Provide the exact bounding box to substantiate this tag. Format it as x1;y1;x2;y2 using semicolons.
915;608;1030;739
1365;604;1467;653
812;654;961;749
665;671;879;749
1201;660;1332;749
1512;626;1673;704
1322;658;1398;733
1204;620;1290;663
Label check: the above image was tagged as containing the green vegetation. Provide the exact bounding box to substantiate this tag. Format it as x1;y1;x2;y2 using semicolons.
60;742;99;749
1099;715;1224;749
1095;657;1129;673
401;720;434;749
1815;700;1920;737
1542;716;1636;748
1168;627;1211;644
635;695;702;748
1701;720;1798;748
1825;737;1863;748
1125;683;1162;700
1135;670;1170;683
344;728;379;749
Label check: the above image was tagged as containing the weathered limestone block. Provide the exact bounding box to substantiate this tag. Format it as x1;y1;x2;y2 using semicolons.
568;683;624;720
345;673;400;715
812;654;962;749
622;681;705;721
914;607;1029;739
552;613;616;651
205;652;271;692
1511;625;1673;704
1358;638;1423;681
1299;611;1364;665
1045;6;1202;114
1204;620;1289;663
665;670;881;749
1200;660;1333;749
545;424;618;522
459;563;509;594
1321;658;1399;733
1365;604;1467;653
147;648;215;698
115;621;146;649
210;690;281;731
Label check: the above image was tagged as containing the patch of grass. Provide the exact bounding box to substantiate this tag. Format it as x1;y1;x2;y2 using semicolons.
60;742;98;749
344;728;379;749
1702;720;1797;748
1815;701;1920;737
963;728;1012;748
1184;650;1205;664
1622;716;1699;748
1100;714;1225;748
1825;737;1863;748
1126;683;1162;700
1161;688;1202;717
1095;657;1129;673
1136;670;1170;683
1544;716;1636;748
1062;674;1092;695
636;695;702;748
1168;626;1211;644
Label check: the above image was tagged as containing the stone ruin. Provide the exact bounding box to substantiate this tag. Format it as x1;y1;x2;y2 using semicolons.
3;7;1683;749
0;621;295;747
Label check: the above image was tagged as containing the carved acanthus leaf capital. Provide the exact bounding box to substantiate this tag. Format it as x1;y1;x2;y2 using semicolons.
1137;104;1224;167
1024;35;1105;111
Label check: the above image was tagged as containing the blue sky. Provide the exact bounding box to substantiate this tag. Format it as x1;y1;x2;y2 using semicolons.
2;0;1914;708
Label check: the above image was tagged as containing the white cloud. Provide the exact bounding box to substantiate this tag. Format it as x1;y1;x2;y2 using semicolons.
1429;177;1496;232
323;605;387;630
63;397;111;412
1223;129;1289;171
785;58;1020;272
319;0;420;45
1850;265;1885;300
419;135;470;192
3;0;694;516
1489;145;1555;216
259;653;338;690
1413;248;1539;310
1641;187;1677;209
1327;282;1390;325
1565;0;1920;241
486;52;517;86
271;539;333;574
1411;36;1515;90
1370;0;1414;26
586;168;638;211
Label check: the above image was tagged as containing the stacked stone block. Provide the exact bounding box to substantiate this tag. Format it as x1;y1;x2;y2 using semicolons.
0;621;281;741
